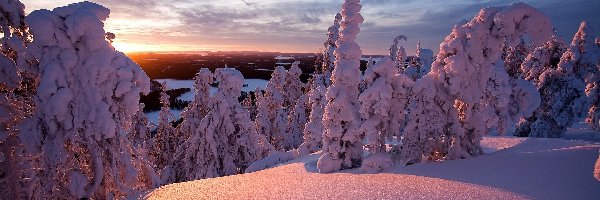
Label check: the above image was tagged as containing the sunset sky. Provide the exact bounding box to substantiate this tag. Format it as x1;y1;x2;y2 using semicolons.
22;0;600;55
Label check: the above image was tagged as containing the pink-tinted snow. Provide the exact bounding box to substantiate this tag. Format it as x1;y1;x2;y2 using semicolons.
146;137;600;199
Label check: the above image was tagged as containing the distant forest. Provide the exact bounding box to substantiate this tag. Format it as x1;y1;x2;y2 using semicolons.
127;51;373;81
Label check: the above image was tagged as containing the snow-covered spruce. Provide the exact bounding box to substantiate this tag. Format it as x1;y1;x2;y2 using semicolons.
517;69;586;138
389;35;407;70
297;75;327;156
518;22;597;137
178;68;212;140
130;103;153;150
284;61;304;108
322;13;342;87
0;0;40;198
285;94;308;151
318;0;364;173
401;2;553;164
562;22;600;130
416;41;434;78
173;68;270;182
520;36;567;87
282;61;306;150
0;0;26;91
400;74;462;164
502;38;531;78
405;41;434;81
404;56;421;81
359;57;413;172
255;66;288;150
595;150;600;181
152;81;178;183
242;88;258;121
20;2;155;198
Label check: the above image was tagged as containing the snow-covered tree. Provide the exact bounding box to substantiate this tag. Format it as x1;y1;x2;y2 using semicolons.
173;68;270;182
366;57;373;69
480;61;541;136
416;41;434;78
20;2;156;198
284;61;304;107
404;57;421;81
359;57;413;172
178;68;212;140
255;66;288;150
595;150;600;181
0;1;40;198
284;93;308;151
517;61;586;138
405;42;434;81
562;22;600;130
390;35;407;70
567;21;600;83
521;36;567;86
518;22;596;137
242;90;257;120
297;75;327;156
281;61;306;150
502;38;531;78
317;0;364;173
322;13;342;86
152;82;178;178
401;2;553;164
585;37;600;130
130;103;153;150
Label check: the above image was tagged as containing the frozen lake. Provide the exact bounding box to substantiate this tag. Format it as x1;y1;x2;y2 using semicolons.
148;78;269;124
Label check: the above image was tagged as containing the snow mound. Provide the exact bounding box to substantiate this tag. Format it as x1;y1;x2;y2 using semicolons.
246;150;298;173
147;137;600;199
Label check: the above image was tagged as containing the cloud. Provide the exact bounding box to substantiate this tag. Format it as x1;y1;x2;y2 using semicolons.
20;0;600;54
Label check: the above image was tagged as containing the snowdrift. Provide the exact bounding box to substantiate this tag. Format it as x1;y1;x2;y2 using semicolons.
147;136;600;199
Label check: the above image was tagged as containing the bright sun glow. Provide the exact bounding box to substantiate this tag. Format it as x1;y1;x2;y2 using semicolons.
112;41;148;53
112;40;223;53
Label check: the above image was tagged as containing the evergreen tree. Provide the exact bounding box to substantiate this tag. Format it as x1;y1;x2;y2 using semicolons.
390;35;407;70
297;75;327;156
152;82;178;183
282;61;306;150
173;68;270;182
563;22;600;130
517;22;596;137
255;66;288;150
503;38;531;78
322;13;342;87
284;93;308;150
21;2;156;198
521;36;567;86
318;0;365;173
178;68;212;140
0;0;40;198
359;57;413;172
401;2;553;164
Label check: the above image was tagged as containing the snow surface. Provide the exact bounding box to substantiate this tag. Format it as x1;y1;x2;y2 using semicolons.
146;136;600;199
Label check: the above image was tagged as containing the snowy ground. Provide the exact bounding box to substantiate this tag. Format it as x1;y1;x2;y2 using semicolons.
565;120;600;142
146;134;600;199
147;78;268;124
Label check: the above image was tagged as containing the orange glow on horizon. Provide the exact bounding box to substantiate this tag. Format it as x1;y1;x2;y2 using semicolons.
111;40;322;54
